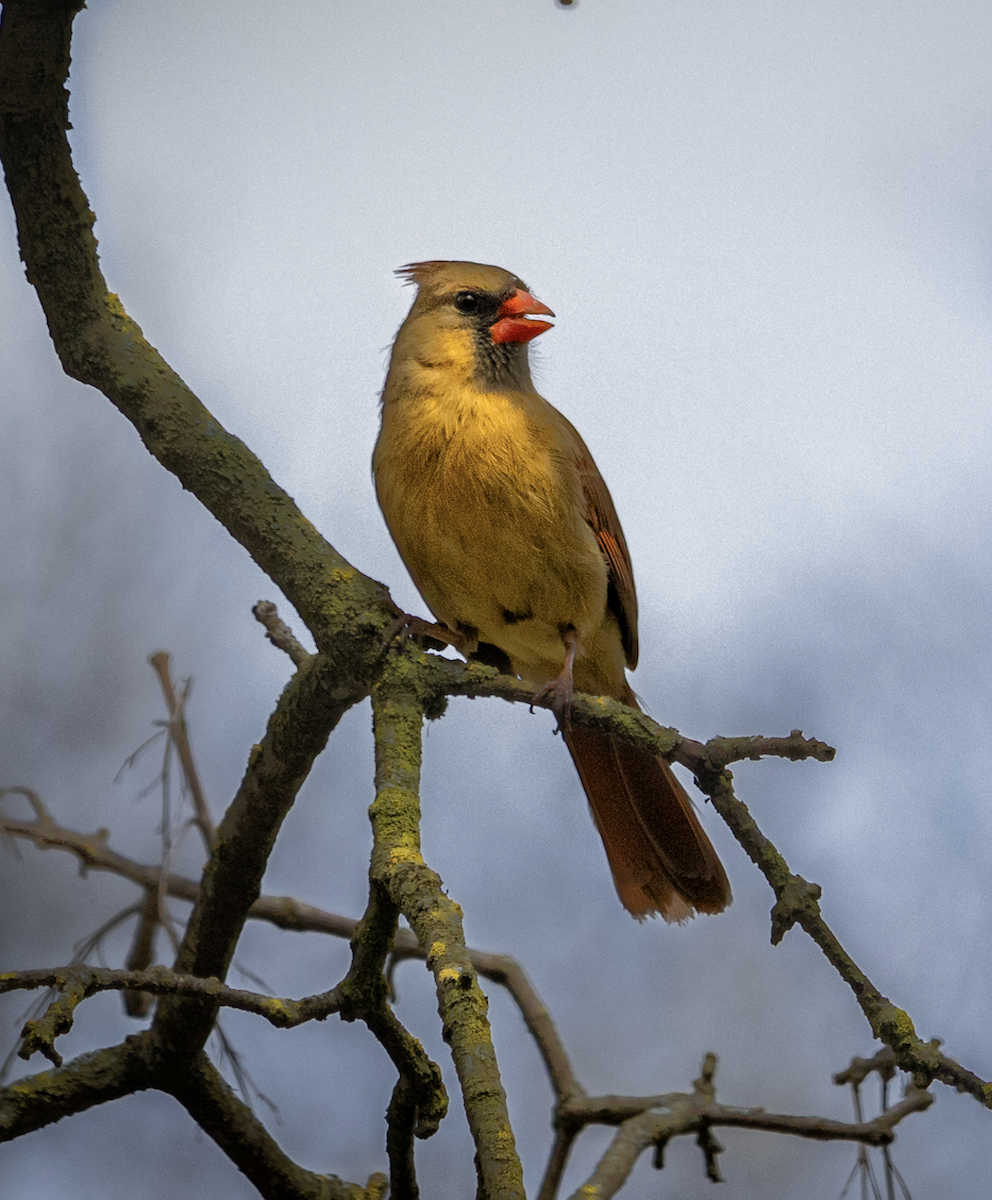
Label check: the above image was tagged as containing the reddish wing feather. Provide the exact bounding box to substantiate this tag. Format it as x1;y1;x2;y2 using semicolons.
569;437;639;669
596;529;638;667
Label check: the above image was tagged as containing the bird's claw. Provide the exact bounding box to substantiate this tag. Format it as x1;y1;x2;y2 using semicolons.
531;630;578;733
532;674;574;735
379;613;459;657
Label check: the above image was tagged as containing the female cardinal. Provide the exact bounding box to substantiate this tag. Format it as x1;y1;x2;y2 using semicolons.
373;260;730;921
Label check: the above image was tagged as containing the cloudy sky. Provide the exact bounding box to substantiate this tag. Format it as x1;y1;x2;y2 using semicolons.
2;1;991;1196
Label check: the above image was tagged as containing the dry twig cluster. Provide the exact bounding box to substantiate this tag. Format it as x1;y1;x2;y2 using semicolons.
0;641;935;1198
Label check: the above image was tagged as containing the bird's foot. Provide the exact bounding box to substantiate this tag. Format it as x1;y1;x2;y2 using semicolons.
531;629;579;734
380;613;464;657
531;671;574;734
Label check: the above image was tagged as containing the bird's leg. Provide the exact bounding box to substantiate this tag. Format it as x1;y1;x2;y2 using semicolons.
532;629;578;733
380;613;468;656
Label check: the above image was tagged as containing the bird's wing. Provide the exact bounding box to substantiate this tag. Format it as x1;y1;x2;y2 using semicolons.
567;424;639;669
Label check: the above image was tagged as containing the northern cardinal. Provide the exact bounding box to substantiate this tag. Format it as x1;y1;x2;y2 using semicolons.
373;261;730;921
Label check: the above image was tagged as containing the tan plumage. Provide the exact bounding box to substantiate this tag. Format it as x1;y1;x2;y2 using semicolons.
373;260;730;921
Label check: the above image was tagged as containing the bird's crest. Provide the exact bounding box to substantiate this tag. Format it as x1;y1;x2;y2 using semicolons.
395;261;447;286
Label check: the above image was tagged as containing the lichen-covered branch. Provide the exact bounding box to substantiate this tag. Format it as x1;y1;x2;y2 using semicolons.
2;792;580;1114
369;666;526;1200
0;1034;154;1142
2;965;346;1058
442;662;836;774
391;944;585;1108
0;1029;381;1198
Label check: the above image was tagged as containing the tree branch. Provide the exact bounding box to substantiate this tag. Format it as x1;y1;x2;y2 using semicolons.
254;600;314;667
369;666;526;1200
2;965;350;1063
0;1034;153;1143
0;11;978;1196
2;794;581;1115
392;946;585;1109
123;887;161;1018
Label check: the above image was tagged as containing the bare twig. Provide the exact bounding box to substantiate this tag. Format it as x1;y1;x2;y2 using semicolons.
553;1056;931;1200
123;889;161;1017
253;601;313;667
4;965;346;1063
148;651;215;851
835;1046;901;1089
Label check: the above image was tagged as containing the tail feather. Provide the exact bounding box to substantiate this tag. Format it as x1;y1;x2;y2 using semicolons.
564;723;731;922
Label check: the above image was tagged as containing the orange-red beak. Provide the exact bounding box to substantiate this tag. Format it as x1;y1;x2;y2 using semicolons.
489;289;555;344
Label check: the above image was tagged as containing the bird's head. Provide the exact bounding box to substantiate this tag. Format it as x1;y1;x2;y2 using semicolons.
390;260;554;391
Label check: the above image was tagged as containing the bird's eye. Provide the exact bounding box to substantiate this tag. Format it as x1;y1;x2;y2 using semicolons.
454;291;481;313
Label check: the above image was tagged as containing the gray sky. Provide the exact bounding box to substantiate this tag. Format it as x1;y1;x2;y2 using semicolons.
2;1;991;1196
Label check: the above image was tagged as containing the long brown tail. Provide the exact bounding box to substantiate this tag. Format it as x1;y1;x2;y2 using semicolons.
564;707;731;922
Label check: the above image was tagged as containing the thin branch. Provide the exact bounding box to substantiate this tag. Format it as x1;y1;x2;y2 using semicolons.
835;1047;900;1089
390;942;583;1106
443;664;836;772
0;799;202;899
537;1129;578;1200
559;1056;932;1200
0;897;142;1079
148;651;215;851
123;889;160;1018
690;768;992;1106
253;601;313;667
3;966;346;1052
568;1083;929;1150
